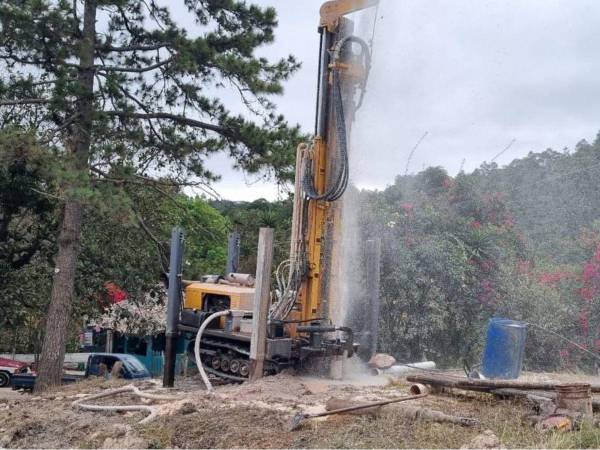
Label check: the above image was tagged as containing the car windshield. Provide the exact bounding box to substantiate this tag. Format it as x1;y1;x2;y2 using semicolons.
122;356;147;373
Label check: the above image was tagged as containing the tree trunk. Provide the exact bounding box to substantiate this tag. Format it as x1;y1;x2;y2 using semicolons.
35;0;97;392
35;200;83;390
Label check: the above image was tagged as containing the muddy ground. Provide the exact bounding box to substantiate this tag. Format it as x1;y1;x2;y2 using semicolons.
2;371;600;448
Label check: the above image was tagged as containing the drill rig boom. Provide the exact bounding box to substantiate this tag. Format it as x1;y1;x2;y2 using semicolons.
164;0;376;384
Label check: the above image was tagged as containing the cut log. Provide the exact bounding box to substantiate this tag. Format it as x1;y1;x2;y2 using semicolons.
407;374;600;393
405;374;489;391
325;397;478;426
491;388;600;412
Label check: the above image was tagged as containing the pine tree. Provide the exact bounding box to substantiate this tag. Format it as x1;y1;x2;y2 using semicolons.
0;0;301;391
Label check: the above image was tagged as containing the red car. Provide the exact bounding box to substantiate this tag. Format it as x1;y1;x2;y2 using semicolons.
0;357;30;388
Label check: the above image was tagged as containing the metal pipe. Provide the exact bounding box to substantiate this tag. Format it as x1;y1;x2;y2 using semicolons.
409;383;430;395
289;392;428;431
373;361;437;376
163;227;185;388
316;29;332;137
226;232;240;275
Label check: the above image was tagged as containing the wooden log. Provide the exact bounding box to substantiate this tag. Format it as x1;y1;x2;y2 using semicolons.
405;374;489;391
249;227;274;381
325;397;478;426
491;388;600;412
407;373;600;393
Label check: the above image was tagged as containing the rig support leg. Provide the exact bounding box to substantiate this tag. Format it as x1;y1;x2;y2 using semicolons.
226;231;240;275
163;227;185;388
249;227;274;381
365;238;381;359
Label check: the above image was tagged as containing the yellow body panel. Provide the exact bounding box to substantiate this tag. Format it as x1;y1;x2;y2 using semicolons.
184;283;255;329
184;282;255;311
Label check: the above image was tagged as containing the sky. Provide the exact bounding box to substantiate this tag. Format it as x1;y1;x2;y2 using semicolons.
173;0;600;200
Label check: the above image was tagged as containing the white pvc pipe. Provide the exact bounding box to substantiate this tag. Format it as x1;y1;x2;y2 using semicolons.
194;310;231;391
374;361;436;376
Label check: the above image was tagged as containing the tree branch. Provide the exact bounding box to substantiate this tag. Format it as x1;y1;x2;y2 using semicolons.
97;57;173;73
0;98;50;106
96;43;168;52
103;111;233;136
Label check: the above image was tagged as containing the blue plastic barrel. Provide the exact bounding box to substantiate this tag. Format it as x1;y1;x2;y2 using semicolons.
481;318;527;379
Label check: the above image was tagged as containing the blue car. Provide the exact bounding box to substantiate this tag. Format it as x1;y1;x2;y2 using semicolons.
11;353;150;390
86;353;151;379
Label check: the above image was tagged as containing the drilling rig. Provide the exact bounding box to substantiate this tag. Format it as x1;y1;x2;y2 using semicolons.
163;0;378;386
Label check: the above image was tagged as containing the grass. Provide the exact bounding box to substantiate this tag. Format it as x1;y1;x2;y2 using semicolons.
6;378;600;448
137;390;600;449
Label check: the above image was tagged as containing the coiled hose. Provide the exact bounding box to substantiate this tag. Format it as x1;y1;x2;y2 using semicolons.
194;310;231;391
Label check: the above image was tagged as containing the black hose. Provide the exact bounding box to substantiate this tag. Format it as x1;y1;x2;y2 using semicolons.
303;35;369;202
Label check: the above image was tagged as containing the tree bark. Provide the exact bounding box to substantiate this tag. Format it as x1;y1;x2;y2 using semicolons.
35;0;97;392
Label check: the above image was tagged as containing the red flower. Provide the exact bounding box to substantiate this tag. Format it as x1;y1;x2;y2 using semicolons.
105;282;127;304
579;310;590;334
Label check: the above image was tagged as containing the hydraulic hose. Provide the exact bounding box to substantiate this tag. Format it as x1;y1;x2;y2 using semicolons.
303;35;370;202
194;309;231;391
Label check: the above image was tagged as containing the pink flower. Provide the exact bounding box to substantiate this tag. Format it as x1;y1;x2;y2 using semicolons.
401;202;414;214
580;287;596;301
579;310;590;334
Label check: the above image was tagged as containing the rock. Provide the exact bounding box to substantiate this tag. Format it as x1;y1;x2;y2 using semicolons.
368;353;397;370
538;415;573;432
102;435;148;449
462;430;504;449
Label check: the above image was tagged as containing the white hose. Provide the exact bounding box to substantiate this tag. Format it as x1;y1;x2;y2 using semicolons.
194;309;231;391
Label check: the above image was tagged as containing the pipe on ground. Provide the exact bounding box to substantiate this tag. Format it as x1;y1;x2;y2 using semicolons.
373;361;436;376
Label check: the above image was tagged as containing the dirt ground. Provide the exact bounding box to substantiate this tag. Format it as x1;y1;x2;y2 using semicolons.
2;371;600;449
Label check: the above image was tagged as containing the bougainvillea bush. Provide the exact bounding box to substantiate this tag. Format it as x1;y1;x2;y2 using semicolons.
361;163;600;371
91;288;166;337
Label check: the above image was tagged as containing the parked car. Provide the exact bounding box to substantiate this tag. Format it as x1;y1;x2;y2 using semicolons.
11;353;150;390
0;357;31;388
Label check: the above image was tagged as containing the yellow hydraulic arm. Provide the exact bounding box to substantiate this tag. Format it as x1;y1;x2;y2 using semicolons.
282;0;376;330
320;0;379;31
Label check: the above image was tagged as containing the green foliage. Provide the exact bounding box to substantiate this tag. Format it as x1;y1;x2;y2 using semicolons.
0;0;302;361
0;130;58;327
0;133;229;353
213;197;292;273
0;0;303;186
362;134;600;370
361;168;525;365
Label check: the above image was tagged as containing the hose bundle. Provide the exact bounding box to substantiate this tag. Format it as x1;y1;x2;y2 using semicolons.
303;35;370;202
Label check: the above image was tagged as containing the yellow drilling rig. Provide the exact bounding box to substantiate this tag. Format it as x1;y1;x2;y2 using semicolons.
163;0;379;386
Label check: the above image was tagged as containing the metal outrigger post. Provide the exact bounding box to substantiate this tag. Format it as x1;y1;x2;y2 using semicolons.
163;227;185;388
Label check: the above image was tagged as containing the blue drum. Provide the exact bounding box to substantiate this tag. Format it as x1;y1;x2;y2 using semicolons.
481;318;527;379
